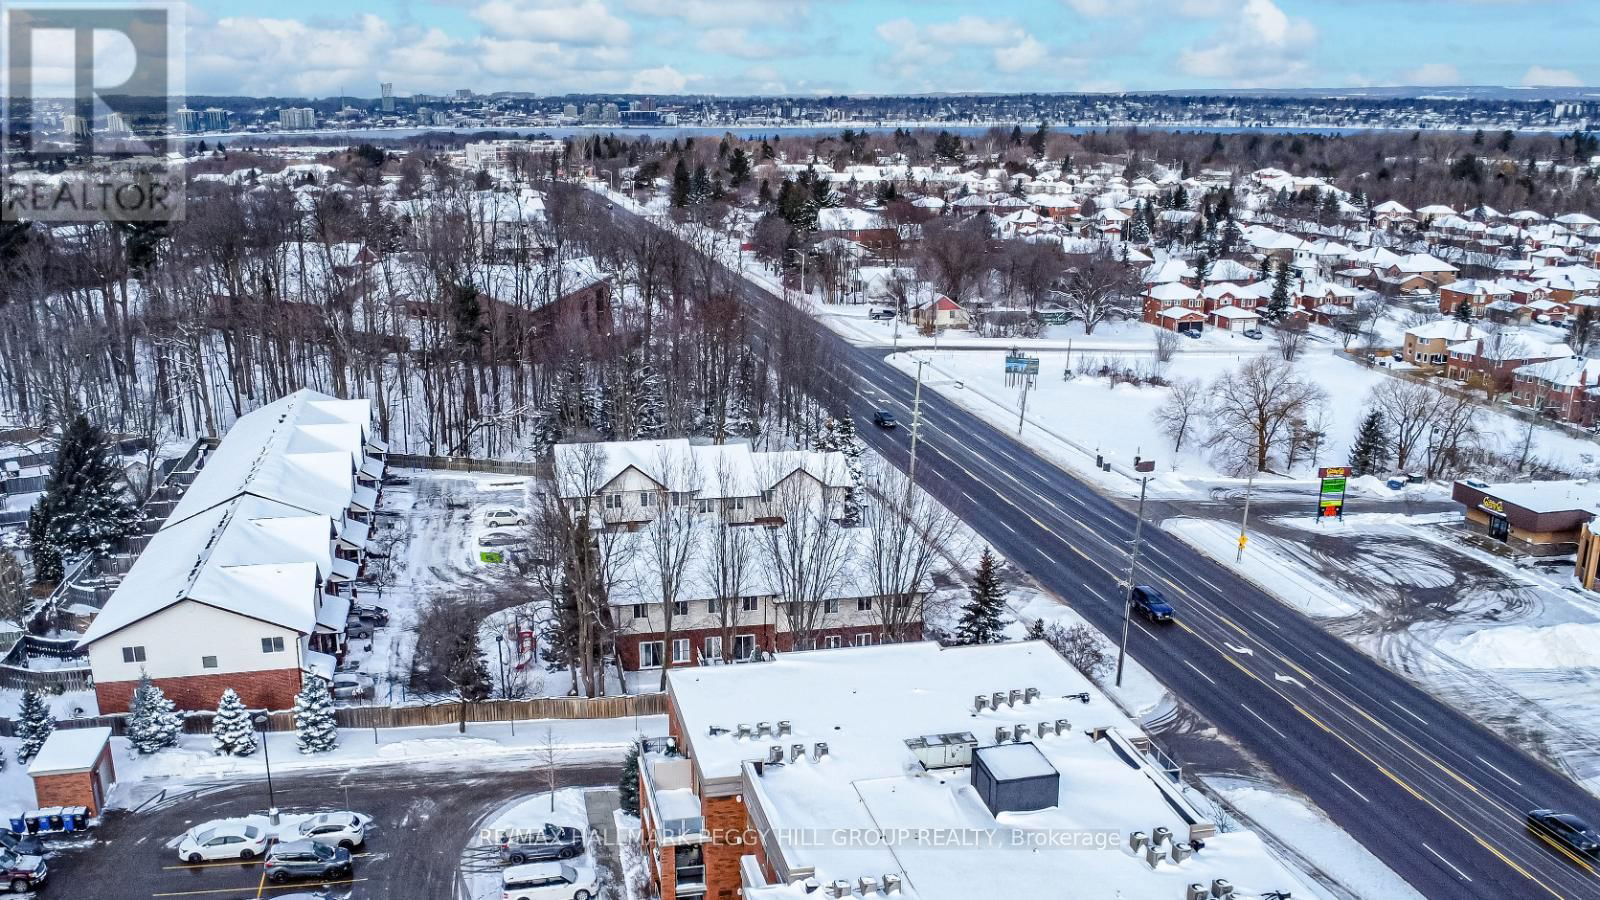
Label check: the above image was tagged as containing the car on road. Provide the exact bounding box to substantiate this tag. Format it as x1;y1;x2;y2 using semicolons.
501;861;597;900
1526;809;1600;858
872;410;897;428
486;508;528;528
264;840;353;884
0;849;47;894
178;822;269;863
868;309;896;321
1242;328;1263;340
295;811;371;849
498;823;585;864
331;672;375;700
1130;585;1175;623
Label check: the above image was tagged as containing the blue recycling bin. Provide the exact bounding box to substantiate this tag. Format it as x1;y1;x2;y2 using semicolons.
8;817;23;835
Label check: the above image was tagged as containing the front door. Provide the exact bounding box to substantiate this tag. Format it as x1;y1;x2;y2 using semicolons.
1488;514;1510;542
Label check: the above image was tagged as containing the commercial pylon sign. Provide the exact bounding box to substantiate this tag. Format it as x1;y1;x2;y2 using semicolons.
1317;466;1349;519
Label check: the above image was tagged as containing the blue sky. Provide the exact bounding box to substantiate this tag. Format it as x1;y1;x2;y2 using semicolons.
177;0;1597;98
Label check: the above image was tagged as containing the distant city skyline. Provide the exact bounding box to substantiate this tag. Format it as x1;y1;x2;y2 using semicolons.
170;0;1593;99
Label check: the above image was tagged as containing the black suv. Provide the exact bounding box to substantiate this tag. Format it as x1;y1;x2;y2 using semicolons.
498;823;585;864
872;410;897;428
1131;585;1175;623
1527;809;1600;859
264;840;353;884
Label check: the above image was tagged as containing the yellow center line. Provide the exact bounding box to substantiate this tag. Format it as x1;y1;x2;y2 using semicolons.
151;879;368;899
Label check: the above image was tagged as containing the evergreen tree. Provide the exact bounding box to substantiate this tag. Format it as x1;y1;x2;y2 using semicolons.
29;416;138;584
689;163;712;206
1024;618;1047;641
1454;299;1473;323
292;676;338;754
727;148;751;186
1350;412;1390;477
757;179;773;206
210;689;258;757
450;281;484;350
1264;262;1293;323
627;356;664;439
1028;121;1049;157
670;158;691;208
1125;201;1150;243
14;690;52;763
618;743;641;817
954;548;1008;645
128;673;182;755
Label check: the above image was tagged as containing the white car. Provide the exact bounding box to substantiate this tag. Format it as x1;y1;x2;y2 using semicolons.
295;811;371;849
502;862;596;900
331;673;375;700
485;508;527;528
177;822;269;863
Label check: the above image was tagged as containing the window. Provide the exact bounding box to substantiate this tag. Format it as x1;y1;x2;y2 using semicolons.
824;635;842;649
824;598;839;614
733;634;756;661
731;497;745;511
121;646;146;664
672;492;686;507
261;636;285;653
673;600;689;617
707;598;720;615
639;641;666;668
640;491;656;507
672;639;691;664
632;604;648;620
604;493;623;511
855;633;874;647
741;596;759;612
201;656;218;669
704;635;723;660
857;598;873;611
696;498;713;514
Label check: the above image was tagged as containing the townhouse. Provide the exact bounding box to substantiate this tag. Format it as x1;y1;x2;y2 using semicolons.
1510;356;1600;426
79;389;385;712
1445;333;1571;393
1402;320;1486;367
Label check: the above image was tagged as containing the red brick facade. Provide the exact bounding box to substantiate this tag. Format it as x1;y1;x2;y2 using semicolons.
31;745;116;815
95;666;303;714
620;623;921;671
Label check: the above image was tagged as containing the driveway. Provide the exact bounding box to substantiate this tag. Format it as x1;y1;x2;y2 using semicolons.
47;756;621;900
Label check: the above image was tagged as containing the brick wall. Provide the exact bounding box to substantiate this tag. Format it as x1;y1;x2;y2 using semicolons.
701;792;750;899
95;666;303;713
621;622;921;671
31;773;85;811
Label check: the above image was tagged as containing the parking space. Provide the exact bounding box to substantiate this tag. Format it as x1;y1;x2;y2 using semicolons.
145;853;373;898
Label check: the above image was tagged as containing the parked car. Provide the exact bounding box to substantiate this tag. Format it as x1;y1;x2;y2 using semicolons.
264;840;353;884
479;531;526;548
1391;350;1404;361
1242;329;1263;340
1526;809;1600;859
486;508;528;528
331;673;375;700
178;822;270;863
350;603;390;626
868;309;896;321
498;823;585;864
872;410;897;428
1181;329;1202;339
380;474;411;487
501;861;597;900
295;812;371;849
0;831;43;858
0;849;47;894
1130;585;1175;623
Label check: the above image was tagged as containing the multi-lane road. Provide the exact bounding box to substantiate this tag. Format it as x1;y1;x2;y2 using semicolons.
594;194;1600;899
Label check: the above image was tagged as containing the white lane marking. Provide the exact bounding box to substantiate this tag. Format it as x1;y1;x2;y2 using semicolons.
1250;610;1282;630
1474;755;1523;787
1182;660;1218;686
1240;703;1290;741
1422;842;1473;882
1314;651;1353;676
1273;673;1304;687
1389;700;1429;726
1330;772;1371;803
1132;621;1160;640
1224;643;1254;656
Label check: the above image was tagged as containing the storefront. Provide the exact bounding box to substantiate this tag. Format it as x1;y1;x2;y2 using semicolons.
1452;479;1600;554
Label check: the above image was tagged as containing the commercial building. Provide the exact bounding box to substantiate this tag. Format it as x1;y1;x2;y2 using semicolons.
79;389;386;712
278;107;317;130
639;642;1312;900
1452;479;1600;553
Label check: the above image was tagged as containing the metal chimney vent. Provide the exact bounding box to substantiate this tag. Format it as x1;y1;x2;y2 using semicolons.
777;720;792;737
1055;718;1071;734
1007;689;1023;708
1012;724;1030;742
974;695;989;713
1171;842;1194;863
737;723;753;739
1037;721;1053;738
1211;879;1234;899
1153;826;1171;847
831;880;852;898
858;875;878;894
882;873;902;895
994;726;1011;744
813;741;830;761
1024;687;1041;703
757;721;773;738
790;743;805;763
767;745;783;764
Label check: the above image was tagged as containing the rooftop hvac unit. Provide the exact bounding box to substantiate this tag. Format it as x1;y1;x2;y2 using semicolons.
1211;879;1234;899
1171;842;1194;863
790;743;806;763
1012;724;1030;742
1024;687;1041;703
768;745;784;764
813;742;830;761
1008;689;1024;708
903;732;977;770
994;726;1011;744
1187;885;1209;900
831;880;852;898
882;874;902;894
858;875;878;894
777;720;792;737
737;723;753;739
1153;826;1171;847
974;694;989;713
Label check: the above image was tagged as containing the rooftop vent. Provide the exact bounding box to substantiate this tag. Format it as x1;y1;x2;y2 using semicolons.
777;720;792;737
1188;885;1208;900
1171;842;1194;863
830;880;852;898
1056;717;1071;734
1037;721;1054;738
757;722;773;738
1012;724;1030;742
1153;826;1172;847
1008;689;1024;708
1024;687;1041;704
1211;879;1234;899
790;743;806;763
813;741;830;761
858;875;878;894
1068;692;1091;703
883;874;902;895
973;695;989;713
994;726;1011;744
737;723;753;739
709;725;729;737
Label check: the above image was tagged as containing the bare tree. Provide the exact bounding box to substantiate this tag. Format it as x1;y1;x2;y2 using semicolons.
1275;317;1309;361
917;217;991;302
757;458;855;653
1366;379;1442;472
548;442;633;697
644;447;703;689
854;464;960;643
699;457;756;663
1054;250;1135;335
1155;377;1206;453
1204;356;1328;474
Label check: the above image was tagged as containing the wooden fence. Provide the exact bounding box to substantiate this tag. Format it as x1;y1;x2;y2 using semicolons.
4;692;668;739
387;453;551;479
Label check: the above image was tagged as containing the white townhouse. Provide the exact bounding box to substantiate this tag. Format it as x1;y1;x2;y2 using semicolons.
80;389;386;713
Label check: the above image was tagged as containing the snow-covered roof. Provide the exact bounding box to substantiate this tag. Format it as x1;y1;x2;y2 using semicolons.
1460;479;1600;515
1141;259;1195;284
1406;320;1486;342
1393;253;1458;274
1205;259;1258;282
1514;355;1600;387
27;727;111;776
676;642;1314;900
1372;200;1411;215
816;208;886;232
1146;282;1200;302
1210;306;1260;320
553;439;849;500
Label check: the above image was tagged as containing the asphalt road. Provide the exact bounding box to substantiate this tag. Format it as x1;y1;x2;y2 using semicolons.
593;194;1600;899
46;757;618;900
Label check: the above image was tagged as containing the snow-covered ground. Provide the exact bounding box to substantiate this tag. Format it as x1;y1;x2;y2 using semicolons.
461;788;601;900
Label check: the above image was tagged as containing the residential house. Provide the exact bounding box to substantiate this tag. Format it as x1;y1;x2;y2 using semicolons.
1438;279;1512;318
815;208;899;252
909;295;970;329
1510;356;1600;426
1402;320;1486;367
1445;333;1571;394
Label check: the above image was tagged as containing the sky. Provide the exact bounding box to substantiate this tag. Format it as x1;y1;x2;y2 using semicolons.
159;0;1598;98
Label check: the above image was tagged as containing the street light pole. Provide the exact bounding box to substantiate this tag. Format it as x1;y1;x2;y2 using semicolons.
254;714;278;824
1116;476;1150;688
495;633;507;700
907;358;926;482
1236;469;1256;563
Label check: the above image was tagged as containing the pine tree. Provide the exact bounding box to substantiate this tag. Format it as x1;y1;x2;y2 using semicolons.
29;416;138;584
1025;618;1047;641
954;548;1008;645
834;418;866;526
1350;411;1390;477
618;743;641;817
210;689;258;757
292;676;338;754
15;690;52;764
128;673;182;755
1264;262;1293;324
670;158;691;208
1125;201;1151;244
727;148;751;187
1454;299;1473;323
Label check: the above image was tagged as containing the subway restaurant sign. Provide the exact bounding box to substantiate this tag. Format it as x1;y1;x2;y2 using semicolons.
1317;466;1350;519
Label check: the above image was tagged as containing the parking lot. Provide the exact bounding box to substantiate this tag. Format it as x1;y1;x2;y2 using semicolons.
46;755;620;899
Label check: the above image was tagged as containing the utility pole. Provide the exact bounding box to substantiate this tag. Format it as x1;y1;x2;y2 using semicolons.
1235;469;1255;562
1116;476;1150;688
907;358;926;482
1017;374;1033;435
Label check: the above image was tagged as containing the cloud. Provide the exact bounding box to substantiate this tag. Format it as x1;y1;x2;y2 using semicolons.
629;65;694;93
697;27;774;59
1400;63;1461;85
924;16;1028;46
995;36;1050;73
1523;65;1583;87
471;0;630;46
621;0;809;26
1176;0;1316;86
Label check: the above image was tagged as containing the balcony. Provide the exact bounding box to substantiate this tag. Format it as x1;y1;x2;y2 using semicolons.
641;751;707;845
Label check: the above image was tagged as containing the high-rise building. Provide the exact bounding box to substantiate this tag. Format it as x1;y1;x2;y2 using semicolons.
634;97;656;112
454;89;472;102
61;115;90;138
562;103;578;119
581;102;600;122
380;82;395;113
278;107;317;130
203;108;231;131
175;107;202;132
103;112;131;134
602;102;620;123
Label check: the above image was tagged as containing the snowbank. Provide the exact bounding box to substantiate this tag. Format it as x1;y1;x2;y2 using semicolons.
1444;623;1600;670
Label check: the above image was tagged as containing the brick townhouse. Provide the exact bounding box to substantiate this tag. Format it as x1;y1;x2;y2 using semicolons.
1510;356;1600;426
1445;333;1571;394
